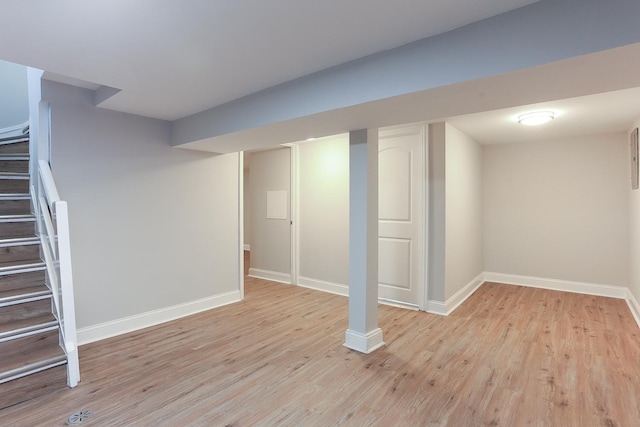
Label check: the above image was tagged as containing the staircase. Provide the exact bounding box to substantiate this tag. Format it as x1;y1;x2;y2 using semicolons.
0;135;69;409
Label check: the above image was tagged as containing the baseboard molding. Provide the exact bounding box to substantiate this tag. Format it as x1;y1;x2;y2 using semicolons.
484;272;628;299
248;268;292;284
344;328;385;354
77;290;242;346
243;244;250;251
446;272;485;314
426;272;484;316
297;276;348;297
426;300;447;316
626;290;640;328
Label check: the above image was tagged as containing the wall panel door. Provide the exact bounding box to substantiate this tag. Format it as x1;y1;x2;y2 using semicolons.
378;126;425;308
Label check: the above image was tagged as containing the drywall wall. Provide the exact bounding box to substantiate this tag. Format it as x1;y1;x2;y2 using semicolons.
43;80;241;334
427;123;446;302
248;147;291;281
298;135;350;288
483;133;629;286
0;60;28;130
629;120;640;313
444;124;483;300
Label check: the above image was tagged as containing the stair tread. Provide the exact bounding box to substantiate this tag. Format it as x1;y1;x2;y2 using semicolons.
0;236;39;245
0;154;29;159
0;193;30;199
0;214;35;221
0;329;65;380
0;262;44;275
0;258;43;269
0;363;67;410
0;135;28;144
0;313;57;338
0;285;50;304
0;352;67;384
0;172;29;178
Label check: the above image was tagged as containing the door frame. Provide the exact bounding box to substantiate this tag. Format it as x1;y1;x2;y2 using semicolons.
239;146;296;298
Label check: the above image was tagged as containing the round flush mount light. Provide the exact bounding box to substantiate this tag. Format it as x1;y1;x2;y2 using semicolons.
518;111;555;126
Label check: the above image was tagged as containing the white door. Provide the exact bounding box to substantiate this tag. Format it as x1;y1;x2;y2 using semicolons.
378;125;425;308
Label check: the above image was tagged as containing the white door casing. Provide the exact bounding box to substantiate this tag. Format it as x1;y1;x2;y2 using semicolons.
378;125;425;309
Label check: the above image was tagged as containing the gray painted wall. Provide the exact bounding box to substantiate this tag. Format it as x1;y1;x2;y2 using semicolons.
484;133;629;286
298;136;350;286
428;123;446;302
43;81;240;330
444;123;484;300
0;60;28;129
249;148;291;277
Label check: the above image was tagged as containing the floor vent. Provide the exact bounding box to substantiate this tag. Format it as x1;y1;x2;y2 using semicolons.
67;409;93;425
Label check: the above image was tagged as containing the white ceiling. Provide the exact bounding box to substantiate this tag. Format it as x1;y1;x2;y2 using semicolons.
0;0;540;121
448;86;640;145
3;0;639;147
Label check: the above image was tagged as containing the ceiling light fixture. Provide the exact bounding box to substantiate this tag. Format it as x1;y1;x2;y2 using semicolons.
518;111;555;126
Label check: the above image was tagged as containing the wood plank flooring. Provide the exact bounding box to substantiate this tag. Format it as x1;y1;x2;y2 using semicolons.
0;256;638;426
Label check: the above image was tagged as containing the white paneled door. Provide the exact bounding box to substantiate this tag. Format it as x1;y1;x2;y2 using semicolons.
378;126;425;308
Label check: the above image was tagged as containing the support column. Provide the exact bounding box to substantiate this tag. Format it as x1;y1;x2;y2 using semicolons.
344;129;384;354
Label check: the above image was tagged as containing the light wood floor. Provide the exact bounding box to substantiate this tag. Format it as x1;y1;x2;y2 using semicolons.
1;259;639;426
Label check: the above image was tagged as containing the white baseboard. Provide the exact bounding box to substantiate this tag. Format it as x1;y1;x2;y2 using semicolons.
344;328;385;354
426;300;447;316
77;290;242;346
426;272;484;316
297;276;348;297
248;268;292;284
445;272;485;314
626;290;640;328
484;272;628;299
243;244;250;251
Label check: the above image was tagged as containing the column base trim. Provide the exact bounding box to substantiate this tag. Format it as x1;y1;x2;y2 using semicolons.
344;328;385;354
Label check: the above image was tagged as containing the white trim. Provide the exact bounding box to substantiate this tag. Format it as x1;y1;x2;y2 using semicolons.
626;290;640;328
248;268;292;284
426;300;447;315
445;272;484;314
243;244;250;251
297;276;348;297
484;272;628;299
379;298;419;310
289;144;298;286
238;152;245;301
422;124;429;312
425;272;484;316
344;328;385;354
77;290;242;345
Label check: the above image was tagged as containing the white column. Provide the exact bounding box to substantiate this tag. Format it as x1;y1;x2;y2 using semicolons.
344;129;384;353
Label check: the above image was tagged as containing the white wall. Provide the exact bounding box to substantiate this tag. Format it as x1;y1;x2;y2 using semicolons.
484;133;629;286
629;121;640;316
43;81;241;338
444;123;484;300
298;136;350;288
248;147;291;279
0;60;28;130
428;123;446;302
